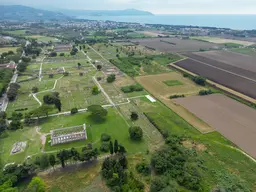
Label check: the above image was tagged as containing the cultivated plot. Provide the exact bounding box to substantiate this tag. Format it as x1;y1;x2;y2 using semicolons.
136;72;203;97
176;54;256;99
191;36;255;46
136;72;213;133
173;94;256;159
194;50;256;73
131;38;221;53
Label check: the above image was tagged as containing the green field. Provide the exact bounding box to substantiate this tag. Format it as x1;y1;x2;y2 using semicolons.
163;80;183;86
135;97;256;191
0;47;18;54
0;107;149;164
109;54;181;77
26;35;60;43
5;30;27;35
231;48;256;56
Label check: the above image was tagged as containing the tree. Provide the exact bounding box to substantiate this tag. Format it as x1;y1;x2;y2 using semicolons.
87;105;108;122
59;53;65;56
77;63;81;69
63;72;69;76
79;46;82;50
71;108;78;114
107;74;116;83
109;141;114;155
130;112;138;121
0;118;8;134
79;72;84;76
119;145;126;154
92;86;100;95
39;154;49;169
54;98;62;112
114;139;119;154
27;176;46;192
97;65;102;71
129;126;143;141
49;154;56;169
49;52;57;57
32;86;38;93
49;74;54;78
57;150;70;168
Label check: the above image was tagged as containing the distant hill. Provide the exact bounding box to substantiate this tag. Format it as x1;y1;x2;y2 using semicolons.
0;5;71;21
59;9;154;17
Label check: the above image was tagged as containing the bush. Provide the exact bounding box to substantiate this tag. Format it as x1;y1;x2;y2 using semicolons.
97;77;102;81
192;76;206;86
49;74;54;78
130;111;138;121
100;142;109;152
92;86;100;95
107;74;116;83
121;84;143;93
63;72;69;76
136;161;151;175
49;52;57;57
71;108;78;114
169;94;185;99
199;89;213;96
32;86;38;93
129;126;143;141
101;133;111;142
59;53;65;56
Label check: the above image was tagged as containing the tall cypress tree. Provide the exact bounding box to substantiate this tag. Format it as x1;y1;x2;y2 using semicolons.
114;139;119;154
109;141;114;155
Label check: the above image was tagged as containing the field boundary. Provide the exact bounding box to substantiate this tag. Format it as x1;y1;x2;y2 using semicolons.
169;63;256;105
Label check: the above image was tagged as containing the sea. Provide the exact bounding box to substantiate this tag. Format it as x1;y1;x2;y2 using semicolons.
78;14;256;30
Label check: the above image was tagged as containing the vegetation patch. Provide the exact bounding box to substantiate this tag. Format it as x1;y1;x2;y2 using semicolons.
163;80;183;86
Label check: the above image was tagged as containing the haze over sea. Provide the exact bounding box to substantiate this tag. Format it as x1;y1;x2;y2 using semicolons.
79;14;256;30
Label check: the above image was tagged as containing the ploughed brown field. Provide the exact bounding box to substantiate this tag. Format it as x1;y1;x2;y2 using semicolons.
175;52;256;98
131;38;222;53
173;94;256;159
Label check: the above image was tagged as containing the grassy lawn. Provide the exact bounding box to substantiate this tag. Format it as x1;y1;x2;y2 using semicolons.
39;161;102;192
163;80;183;86
5;30;27;35
231;48;256;56
0;47;18;53
0;127;42;165
135;97;256;191
40;108;148;154
26;35;60;43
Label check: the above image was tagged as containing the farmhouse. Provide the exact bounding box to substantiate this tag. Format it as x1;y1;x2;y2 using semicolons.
50;124;87;146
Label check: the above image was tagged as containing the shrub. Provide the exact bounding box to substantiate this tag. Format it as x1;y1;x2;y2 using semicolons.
129;126;143;141
101;133;111;142
71;108;78;114
136;161;151;175
169;94;185;99
49;52;57;57
32;86;38;93
49;74;54;78
107;74;116;83
192;76;206;86
63;72;69;76
199;89;213;96
59;53;65;56
100;142;109;152
97;77;102;81
131;111;138;121
121;84;143;93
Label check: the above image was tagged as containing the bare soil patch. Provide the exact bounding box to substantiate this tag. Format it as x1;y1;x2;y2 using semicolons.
174;94;256;159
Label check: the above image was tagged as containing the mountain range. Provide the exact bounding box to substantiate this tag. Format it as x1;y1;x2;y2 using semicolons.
0;5;153;21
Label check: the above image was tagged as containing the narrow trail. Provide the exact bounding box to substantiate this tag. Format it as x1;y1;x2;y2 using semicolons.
39;56;46;82
32;75;64;106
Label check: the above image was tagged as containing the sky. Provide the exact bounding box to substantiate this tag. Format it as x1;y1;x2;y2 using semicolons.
2;0;256;14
